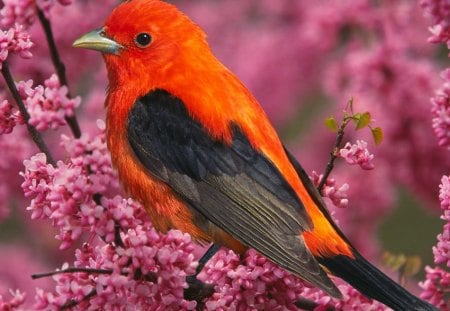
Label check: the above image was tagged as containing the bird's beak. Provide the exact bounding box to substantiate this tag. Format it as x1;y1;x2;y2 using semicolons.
73;28;123;55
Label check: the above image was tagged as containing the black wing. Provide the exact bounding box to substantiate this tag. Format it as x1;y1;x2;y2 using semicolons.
126;89;340;297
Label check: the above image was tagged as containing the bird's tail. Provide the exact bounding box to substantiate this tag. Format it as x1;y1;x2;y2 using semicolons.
318;251;437;311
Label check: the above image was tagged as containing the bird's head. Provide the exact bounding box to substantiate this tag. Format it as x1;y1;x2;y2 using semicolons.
73;0;210;92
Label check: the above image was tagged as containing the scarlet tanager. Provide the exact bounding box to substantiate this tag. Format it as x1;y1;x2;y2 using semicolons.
73;1;436;309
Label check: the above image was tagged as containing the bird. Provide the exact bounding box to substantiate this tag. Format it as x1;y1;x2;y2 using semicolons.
73;0;437;309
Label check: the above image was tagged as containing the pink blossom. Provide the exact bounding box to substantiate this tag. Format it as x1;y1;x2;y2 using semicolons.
434;222;450;266
34;228;198;310
16;74;80;131
0;23;33;69
199;248;309;310
0;0;74;28
433;175;450;266
420;0;450;45
310;171;349;209
0;289;26;310
339;140;375;170
420;0;450;27
21;129;118;249
440;175;450;212
0;0;36;28
301;281;388;311
428;24;450;47
420;266;450;310
420;175;450;310
431;76;450;149
0;99;18;134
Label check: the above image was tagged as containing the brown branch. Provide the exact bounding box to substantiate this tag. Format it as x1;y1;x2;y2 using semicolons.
31;267;113;279
114;222;125;248
317;122;346;193
184;277;214;310
60;288;97;310
1;62;56;166
37;8;81;139
133;268;157;283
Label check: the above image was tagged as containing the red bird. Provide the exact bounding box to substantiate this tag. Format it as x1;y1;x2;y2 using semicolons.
74;1;436;309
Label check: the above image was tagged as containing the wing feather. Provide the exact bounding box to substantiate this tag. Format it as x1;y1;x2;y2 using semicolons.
126;89;340;297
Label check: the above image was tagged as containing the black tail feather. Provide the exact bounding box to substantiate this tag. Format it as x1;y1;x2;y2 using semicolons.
319;251;437;311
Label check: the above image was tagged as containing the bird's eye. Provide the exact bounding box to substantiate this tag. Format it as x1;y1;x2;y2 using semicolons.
135;33;152;48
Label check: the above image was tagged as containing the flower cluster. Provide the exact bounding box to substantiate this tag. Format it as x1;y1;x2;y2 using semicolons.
420;266;450;310
21;153;86;249
419;175;450;309
0;0;36;28
34;228;198;310
15;74;80;131
339;140;375;170
1;0;73;28
422;0;450;150
20;128;117;249
418;0;450;307
0;290;26;310
0;23;32;69
0;99;19;134
310;171;349;209
420;0;450;46
301;281;388;311
198;248;308;310
434;175;450;266
431;71;450;150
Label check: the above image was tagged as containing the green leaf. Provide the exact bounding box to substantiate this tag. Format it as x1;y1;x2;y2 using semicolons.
403;256;422;278
352;113;361;127
324;117;338;132
356;112;371;130
382;251;406;271
371;127;383;145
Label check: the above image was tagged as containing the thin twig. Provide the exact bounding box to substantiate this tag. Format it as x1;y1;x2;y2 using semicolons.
133;268;157;283
31;267;113;279
114;222;125;248
37;8;81;138
317;124;346;193
184;277;214;310
1;62;56;166
194;244;220;276
60;288;97;310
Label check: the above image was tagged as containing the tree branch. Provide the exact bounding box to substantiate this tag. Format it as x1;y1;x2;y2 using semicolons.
31;267;113;279
37;8;81;139
1;62;56;166
60;288;97;310
317;122;346;193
